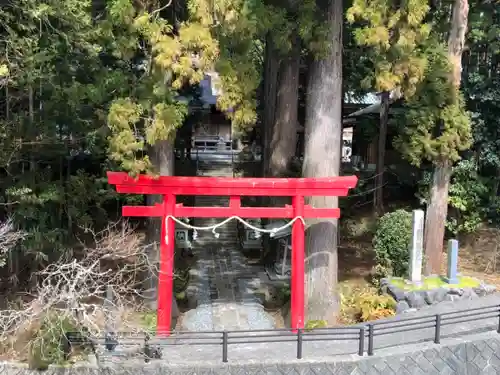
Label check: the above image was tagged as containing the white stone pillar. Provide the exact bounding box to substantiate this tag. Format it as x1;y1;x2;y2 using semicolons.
408;209;425;284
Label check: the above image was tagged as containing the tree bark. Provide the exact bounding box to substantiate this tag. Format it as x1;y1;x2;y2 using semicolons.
493;167;500;196
424;0;468;275
374;90;390;215
261;35;280;177
269;32;300;177
145;139;179;318
302;0;342;324
424;159;452;274
260;35;281;260
447;0;469;89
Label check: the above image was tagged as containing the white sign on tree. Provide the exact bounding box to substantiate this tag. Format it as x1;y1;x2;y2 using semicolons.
342;127;353;163
408;209;425;284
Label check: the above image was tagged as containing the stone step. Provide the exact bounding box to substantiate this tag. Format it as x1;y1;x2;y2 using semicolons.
193;216;238;224
197;172;234;177
192;212;238;240
193;228;237;238
193;231;238;238
197;161;234;168
193;163;237;246
193;234;238;242
194;197;230;206
196;165;234;177
191;218;238;245
198;231;238;235
193;238;238;245
198;166;233;172
195;230;237;235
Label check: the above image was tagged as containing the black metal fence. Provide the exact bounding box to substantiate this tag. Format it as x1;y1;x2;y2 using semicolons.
67;303;500;363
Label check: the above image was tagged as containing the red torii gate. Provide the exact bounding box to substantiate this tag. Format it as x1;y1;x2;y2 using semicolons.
107;171;358;334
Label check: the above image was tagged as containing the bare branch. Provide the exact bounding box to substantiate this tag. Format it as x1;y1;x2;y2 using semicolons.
0;221;159;362
0;219;27;264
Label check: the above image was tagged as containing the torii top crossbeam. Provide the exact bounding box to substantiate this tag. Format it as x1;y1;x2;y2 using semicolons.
107;172;358;195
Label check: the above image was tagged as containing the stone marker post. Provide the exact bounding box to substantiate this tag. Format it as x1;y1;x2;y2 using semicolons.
446;239;459;284
104;285;115;334
409;209;425;284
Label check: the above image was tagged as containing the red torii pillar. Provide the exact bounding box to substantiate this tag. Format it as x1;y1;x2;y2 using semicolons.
107;172;357;334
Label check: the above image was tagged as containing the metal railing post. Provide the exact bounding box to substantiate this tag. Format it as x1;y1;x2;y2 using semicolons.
358;327;365;356
296;329;303;359
434;314;441;344
144;333;151;363
367;324;374;356
231;145;235;177
222;331;228;363
497;307;500;333
195;148;199;172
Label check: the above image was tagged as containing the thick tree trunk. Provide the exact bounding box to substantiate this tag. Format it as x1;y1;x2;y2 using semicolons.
269;32;300;177
424;0;468;275
374;91;390;215
302;0;343;324
146;139;179;319
424;159;452;274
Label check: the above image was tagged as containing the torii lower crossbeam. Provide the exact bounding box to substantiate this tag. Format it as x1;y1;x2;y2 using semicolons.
107;172;358;335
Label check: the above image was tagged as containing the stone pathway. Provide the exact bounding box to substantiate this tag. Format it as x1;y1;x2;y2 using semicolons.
183;223;275;331
182;161;275;332
181;204;274;331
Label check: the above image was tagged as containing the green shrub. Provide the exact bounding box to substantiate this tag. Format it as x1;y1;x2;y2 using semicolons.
354;292;396;322
339;282;395;323
28;313;80;370
304;320;327;330
373;209;412;279
140;310;157;334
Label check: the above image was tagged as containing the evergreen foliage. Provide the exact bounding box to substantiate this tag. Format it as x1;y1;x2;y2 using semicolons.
0;0;498;331
395;42;472;166
347;0;430;95
104;0;217;174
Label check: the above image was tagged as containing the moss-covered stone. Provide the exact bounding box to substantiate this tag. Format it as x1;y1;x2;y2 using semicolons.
387;275;480;291
382;276;496;314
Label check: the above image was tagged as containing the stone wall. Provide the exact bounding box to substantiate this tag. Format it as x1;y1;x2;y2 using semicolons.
381;277;497;314
2;332;500;375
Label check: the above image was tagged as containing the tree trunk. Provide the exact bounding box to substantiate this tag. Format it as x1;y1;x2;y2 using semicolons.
302;0;343;324
260;35;281;260
424;159;452;274
447;0;469;89
28;84;38;286
374;91;390;215
493;167;500;196
424;0;468;275
145;139;179;319
269;32;300;177
261;35;280;177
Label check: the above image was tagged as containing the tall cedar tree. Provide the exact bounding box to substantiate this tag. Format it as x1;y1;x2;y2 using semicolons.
302;0;343;324
347;0;431;214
